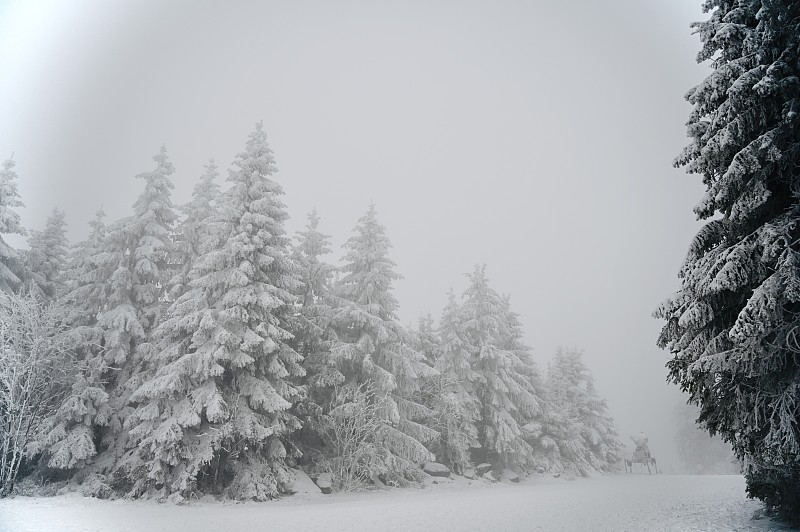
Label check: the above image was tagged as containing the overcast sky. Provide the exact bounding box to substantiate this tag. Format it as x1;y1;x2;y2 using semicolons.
0;0;712;470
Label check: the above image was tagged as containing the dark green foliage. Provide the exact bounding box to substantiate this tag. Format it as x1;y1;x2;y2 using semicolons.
657;0;800;522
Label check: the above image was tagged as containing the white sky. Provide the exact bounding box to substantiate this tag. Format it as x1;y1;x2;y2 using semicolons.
0;0;712;470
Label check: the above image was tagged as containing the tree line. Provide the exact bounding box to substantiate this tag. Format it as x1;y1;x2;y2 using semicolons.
0;123;622;501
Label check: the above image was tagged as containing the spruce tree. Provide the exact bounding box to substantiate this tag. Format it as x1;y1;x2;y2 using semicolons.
28;209;112;474
0;158;27;293
459;265;541;472
656;0;800;519
292;209;341;402
24;208;68;300
330;204;437;483
547;347;622;474
127;123;304;500
430;290;480;472
94;146;178;480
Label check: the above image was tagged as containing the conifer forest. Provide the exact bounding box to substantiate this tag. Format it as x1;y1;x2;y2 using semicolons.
1;0;799;530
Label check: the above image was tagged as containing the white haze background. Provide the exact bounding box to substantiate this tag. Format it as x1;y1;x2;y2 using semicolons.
0;0;711;470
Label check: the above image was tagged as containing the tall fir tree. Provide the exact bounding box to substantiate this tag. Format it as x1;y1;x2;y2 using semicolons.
24;208;68;300
0;158;27;293
127;123;305;500
292;209;341;403
546;347;622;474
459;265;541;471
94;146;178;478
29;210;112;474
330;204;437;483
430;290;480;472
655;0;800;519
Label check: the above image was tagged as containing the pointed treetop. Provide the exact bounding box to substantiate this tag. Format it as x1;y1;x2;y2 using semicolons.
133;145;176;221
338;203;401;317
232;122;277;181
0;158;26;236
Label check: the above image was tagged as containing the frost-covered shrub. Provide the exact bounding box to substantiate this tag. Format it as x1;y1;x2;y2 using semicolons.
79;473;112;499
0;292;77;496
314;384;393;492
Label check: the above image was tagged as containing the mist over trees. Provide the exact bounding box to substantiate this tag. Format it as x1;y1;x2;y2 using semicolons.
671;401;737;475
0;123;623;500
656;0;800;522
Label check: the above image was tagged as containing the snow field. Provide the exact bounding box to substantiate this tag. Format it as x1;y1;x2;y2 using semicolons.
0;474;784;532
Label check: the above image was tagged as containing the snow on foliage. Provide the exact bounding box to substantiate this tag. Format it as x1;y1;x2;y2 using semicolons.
546;347;622;474
330;204;438;484
457;266;542;472
126;124;304;500
24;208;68;300
658;0;800;521
0;158;28;293
5;123;625;501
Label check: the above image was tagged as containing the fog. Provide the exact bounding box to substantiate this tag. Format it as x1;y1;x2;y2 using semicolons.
1;0;711;471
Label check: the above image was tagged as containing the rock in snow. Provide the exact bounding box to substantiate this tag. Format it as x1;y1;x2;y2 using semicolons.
423;462;451;478
505;471;520;483
475;463;492;477
462;468;476;480
314;473;333;494
288;470;323;495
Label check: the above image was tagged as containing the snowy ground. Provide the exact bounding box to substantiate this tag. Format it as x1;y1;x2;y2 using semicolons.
0;474;788;532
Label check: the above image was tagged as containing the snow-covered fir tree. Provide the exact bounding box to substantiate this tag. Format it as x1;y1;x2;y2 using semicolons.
330;204;437;484
29;210;111;475
546;347;622;474
429;290;480;472
93;145;178;478
127;123;304;501
495;294;562;474
655;0;800;519
292;209;341;406
168;159;220;300
459;265;541;472
0;158;27;293
24;208;68;300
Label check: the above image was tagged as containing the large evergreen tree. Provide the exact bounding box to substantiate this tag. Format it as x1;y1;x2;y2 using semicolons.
0;158;27;293
547;347;622;474
292;209;341;401
459;265;541;472
289;209;341;461
94;146;178;478
430;291;480;472
29;210;111;474
330;204;437;483
656;0;800;519
127;124;305;500
24;208;68;300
